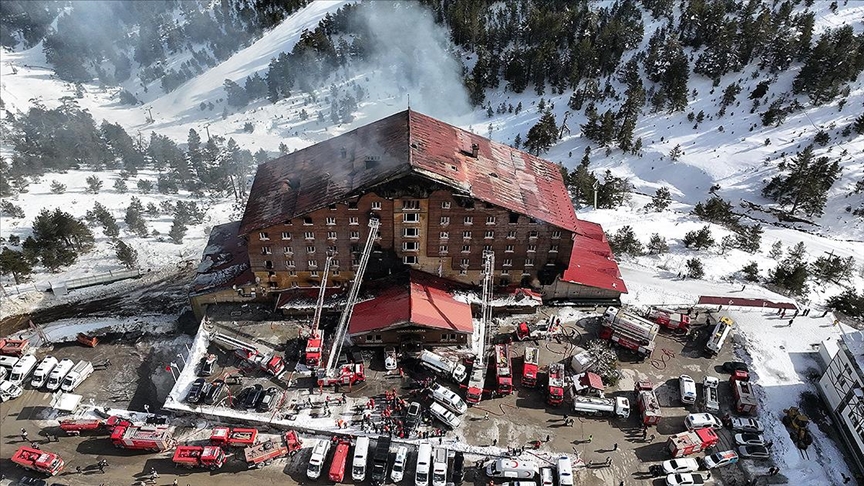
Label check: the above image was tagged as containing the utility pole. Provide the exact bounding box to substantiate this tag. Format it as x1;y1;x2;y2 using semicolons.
204;124;211;141
593;180;599;209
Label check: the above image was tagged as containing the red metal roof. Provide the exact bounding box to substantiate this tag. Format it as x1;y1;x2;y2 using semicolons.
239;109;578;235
349;271;473;335
579;372;605;390
561;220;627;293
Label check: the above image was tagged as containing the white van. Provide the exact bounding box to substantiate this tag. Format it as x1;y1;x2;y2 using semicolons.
353;436;370;481
679;375;697;404
556;456;573;486
485;459;539;479
429;402;461;429
46;358;74;391
432;448;448;486
391;445;408;483
0;355;19;369
430;383;467;414
31;356;59;388
416;443;433;486
60;360;93;392
8;354;37;385
307;438;331;479
540;468;554;486
685;413;723;431
0;366;7;382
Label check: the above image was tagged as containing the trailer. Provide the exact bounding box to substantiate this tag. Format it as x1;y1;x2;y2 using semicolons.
110;424;175;452
731;375;757;415
173;445;226;470
494;344;513;396
244;438;289;468
10;446;65;476
546;362;565;406
572;395;630;418
666;428;719;458
636;381;662;425
522;347;540;388
648;308;691;331
210;426;259;448
705;316;734;356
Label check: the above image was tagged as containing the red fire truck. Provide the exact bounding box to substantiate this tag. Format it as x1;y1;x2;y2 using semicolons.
110;424;175;452
11;446;65;476
60;415;129;436
522;347;540;388
305;330;324;368
172;445;227;470
546;362;565;406
317;363;366;387
635;381;662;425
731;372;757;414
648;307;691;331
210;426;259;448
328;438;351;482
494;344;513;396
465;364;486;405
666;428;719;457
600;307;659;359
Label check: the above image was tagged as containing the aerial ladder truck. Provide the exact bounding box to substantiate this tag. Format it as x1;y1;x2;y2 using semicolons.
304;254;334;368
316;219;379;387
466;251;494;405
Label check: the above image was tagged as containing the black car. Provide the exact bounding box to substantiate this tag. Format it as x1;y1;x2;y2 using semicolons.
145;415;169;425
452;451;465;485
186;378;207;403
258;387;279;412
204;379;225;405
405;402;422;430
19;478;47;486
198;354;217;376
244;384;264;409
722;361;749;373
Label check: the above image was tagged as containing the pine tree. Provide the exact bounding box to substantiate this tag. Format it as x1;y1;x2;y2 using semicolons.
85;175;103;194
683;226;714;250
762;145;841;217
169;216;187;244
0;247;33;284
686;258;705;279
0;201;24;218
827;289;864;319
124;197;149;237
647;187;672;212
741;262;759;282
693;196;739;227
734;225;763;254
669;144;683;161
524;110;558;155
812;254;854;284
768;241;783;260
596;170;631;208
647;233;668;254
608;226;643;257
27;209;93;271
113;178;128;194
136;180;153;193
853;113;864;135
50;180;66;194
114;240;138;269
223;79;249;107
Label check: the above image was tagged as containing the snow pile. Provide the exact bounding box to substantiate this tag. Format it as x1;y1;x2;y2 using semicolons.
23;315;178;343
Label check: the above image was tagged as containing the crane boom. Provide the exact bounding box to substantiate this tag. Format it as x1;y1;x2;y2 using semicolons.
323;218;380;377
478;251;494;368
311;255;334;333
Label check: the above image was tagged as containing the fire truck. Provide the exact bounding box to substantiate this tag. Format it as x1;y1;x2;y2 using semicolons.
172;445;227;470
210;426;258;448
521;347;540;388
600;306;659;359
60;415;129;436
635;381;662;425
465;365;486;405
546;362;565;406
647;307;691;331
466;252;495;406
494;344;513;396
666;428;719;457
11;446;65;476
110;424;175;452
212;332;285;378
731;371;757;414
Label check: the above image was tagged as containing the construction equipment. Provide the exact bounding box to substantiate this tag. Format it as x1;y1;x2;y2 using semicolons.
600;306;658;359
10;446;65;476
636;380;662;425
173;445;227;470
212;332;285;378
782;407;813;450
305;254;333;368
666;428;719;458
546;362;565;406
317;219;378;387
521;347;539;388
494;344;513;396
210;426;258;448
110;424;175;452
466;251;494;405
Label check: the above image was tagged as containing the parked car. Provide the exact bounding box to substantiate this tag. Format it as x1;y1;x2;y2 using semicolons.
734;433;765;447
245;384;264;409
198;354;217;376
738;445;771;459
0;380;23;401
405;402;422;431
452;451;465;485
700;450;738;469
391;446;408;483
185;378;207;403
258;387;279;412
679;375;697;404
722;361;749;373
684;413;722;431
234;386;252;408
665;472;711;486
204;379;225;405
727;417;764;433
661;458;700;474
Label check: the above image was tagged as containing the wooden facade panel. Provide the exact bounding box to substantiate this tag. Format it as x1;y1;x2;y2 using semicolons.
353;328;469;347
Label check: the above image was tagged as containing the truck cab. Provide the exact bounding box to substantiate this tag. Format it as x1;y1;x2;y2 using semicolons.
306;439;331;479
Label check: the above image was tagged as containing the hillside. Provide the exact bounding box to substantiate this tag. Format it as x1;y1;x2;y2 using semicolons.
1;1;862;313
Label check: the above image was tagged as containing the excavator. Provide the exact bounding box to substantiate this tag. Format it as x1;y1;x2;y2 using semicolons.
782;407;813;450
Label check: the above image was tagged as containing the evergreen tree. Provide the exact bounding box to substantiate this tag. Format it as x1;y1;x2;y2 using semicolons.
0;201;25;218
811;254;854;284
27;208;93;271
853;113;864;135
169;216;187;244
734;225;763;254
827;289;864;319
85;175;103;194
647;187;672;212
647;233;668;255
50;180;66;194
741;262;759;282
124;197;149;237
685;258;705;279
0;247;33;284
596;170;631;208
113;178;128;193
683;226;714;250
762;146;841;217
223;79;249;107
693;196;739;227
137;179;154;194
608;226;643;257
524;110;558;155
114;240;138;269
768;241;783;260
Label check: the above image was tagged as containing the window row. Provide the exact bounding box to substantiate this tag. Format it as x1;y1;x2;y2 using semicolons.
262;259;360;270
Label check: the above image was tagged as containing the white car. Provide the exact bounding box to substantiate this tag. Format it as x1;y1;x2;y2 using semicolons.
665;472;711;486
391;446;408;483
684;413;723;431
661;458;700;474
728;417;764;433
679;375;697;404
734;433;766;447
0;380;23;401
429;402;461;429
